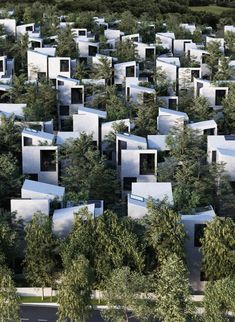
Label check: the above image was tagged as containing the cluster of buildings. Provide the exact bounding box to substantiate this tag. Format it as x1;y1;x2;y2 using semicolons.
1;13;235;291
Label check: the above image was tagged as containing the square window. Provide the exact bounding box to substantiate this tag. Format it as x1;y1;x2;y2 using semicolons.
26;25;33;31
194;224;206;247
79;30;86;36
71;88;83;104
191;70;200;82
59;105;69;116
89;45;97;57
23;136;32;146
27;173;38;181
40;150;56;172
37;72;46;80
169;98;177;109
146;48;154;60
212;150;217;163
215;89;226;106
126;66;135;77
58;80;64;86
60;60;69;72
139;153;155;175
123;177;137;191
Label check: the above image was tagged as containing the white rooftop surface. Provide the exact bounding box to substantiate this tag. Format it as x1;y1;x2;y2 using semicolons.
22;128;55;141
56;75;79;84
157;57;180;66
0;103;26;117
129;84;156;93
78;106;107;118
131;182;173;204
11;198;50;222
147;135;169;150
208;135;235;150
117;133;147;144
188;120;217;130
115;61;136;67
34;47;56;56
159;107;189;120
217;147;235;157
53;204;95;237
56;131;81;145
82;78;105;86
22;179;65;200
156;32;175;39
181;208;216;221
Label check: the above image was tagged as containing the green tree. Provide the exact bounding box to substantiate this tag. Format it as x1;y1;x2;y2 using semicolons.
0;115;21;158
57;255;93;322
182;96;213;122
214;56;233;81
201;216;235;281
225;31;235;54
24;212;57;299
155;254;195;322
145;200;186;263
94;211;144;284
0;265;20;322
93;56;113;86
0;153;21;209
118;11;137;34
204;278;235;322
205;40;223;79
60;133;120;205
102;266;154;322
115;39;138;63
56;26;77;59
4;74;26;103
134;101;158;137
223;84;235;133
105;120;129;151
73;61;87;82
10;33;29;74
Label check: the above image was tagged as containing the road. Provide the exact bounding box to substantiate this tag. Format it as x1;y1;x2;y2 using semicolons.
20;306;105;322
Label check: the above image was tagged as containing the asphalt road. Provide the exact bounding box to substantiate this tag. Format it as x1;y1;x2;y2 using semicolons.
20;306;105;322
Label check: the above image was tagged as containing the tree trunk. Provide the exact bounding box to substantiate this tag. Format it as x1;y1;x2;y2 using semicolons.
50;286;53;302
42;287;44;301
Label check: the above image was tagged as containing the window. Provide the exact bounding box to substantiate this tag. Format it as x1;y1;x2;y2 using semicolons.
123;177;137;191
183;41;191;51
169;98;177;109
60;118;73;131
146;48;154;60
203;128;215;135
139;153;155;175
37;72;46;80
212;150;217;163
58;80;64;86
26;25;33;31
59;105;69;116
126;66;135;77
191;70;200;82
50;79;56;87
118;140;127;165
40;150;56;172
23;136;32;146
27;173;38;181
215;89;226;106
196;82;203;97
0;60;3;72
127;87;130;101
31;41;40;49
194;224;206;247
202;53;208;64
88;45;97;57
60;60;69;72
71;88;83;104
143;93;154;104
79;30;86;36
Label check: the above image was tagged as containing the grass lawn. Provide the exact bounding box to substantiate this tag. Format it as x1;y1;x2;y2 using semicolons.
190;5;234;14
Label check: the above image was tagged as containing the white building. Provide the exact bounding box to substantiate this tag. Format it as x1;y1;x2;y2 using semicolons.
156;57;180;83
128;182;173;219
178;67;201;90
114;61;137;85
157;107;189;134
0;18;16;35
188;120;217;135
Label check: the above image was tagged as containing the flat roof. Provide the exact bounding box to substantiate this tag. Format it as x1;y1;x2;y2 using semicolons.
22;128;55;141
22;179;65;198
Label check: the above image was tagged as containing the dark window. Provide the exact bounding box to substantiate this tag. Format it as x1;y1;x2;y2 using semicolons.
139;153;155;175
27;173;38;181
31;41;40;49
0;60;3;72
200;271;209;281
58;80;64;86
191;70;200;82
169;98;177;109
126;66;135;77
50;79;56;87
60;118;73;131
118;140;127;165
79;57;87;64
183;41;191;51
204;128;215;135
212;150;217;163
215;89;226;106
146;48;154;60
71;88;83;104
23;136;32;146
123;177;137;191
79;30;86;36
127;87;130;101
37;72;46;80
133;37;139;42
143;92;154;104
196;82;203;97
26;25;33;31
60;60;69;72
59;105;69;116
202;53;208;64
40;150;56;172
88;45;97;57
194;224;206;247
